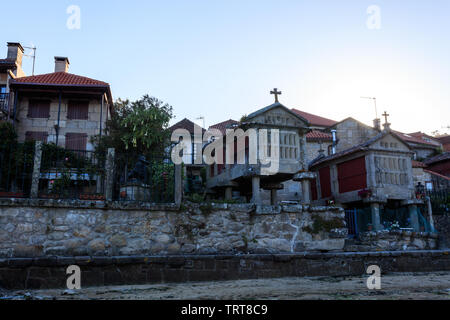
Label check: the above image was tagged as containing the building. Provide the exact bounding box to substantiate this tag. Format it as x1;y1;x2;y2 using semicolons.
1;42;113;151
309;119;427;233
169;118;206;193
206;95;313;205
436;135;450;152
328;117;442;161
424;152;450;178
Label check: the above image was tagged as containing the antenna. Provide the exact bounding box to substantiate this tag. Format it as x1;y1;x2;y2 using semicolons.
361;96;378;119
23;45;37;75
196;116;205;129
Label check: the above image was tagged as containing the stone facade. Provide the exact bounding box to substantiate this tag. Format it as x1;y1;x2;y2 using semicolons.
0;199;347;258
14;97;107;150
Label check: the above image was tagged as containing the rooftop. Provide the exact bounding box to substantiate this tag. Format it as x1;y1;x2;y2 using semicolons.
291;108;337;127
169;118;205;136
11;72;109;87
209;119;239;135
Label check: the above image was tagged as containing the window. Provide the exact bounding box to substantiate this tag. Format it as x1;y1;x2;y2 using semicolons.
67;100;89;120
65;133;88;151
25;131;48;143
28;100;50;118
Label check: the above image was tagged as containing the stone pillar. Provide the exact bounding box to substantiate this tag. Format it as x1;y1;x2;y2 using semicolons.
293;171;316;205
409;204;420;231
270;189;278;206
175;164;183;205
251;176;261;205
225;187;233;201
370;202;382;231
105;148;115;201
301;179;311;205
30;141;43;199
426;197;435;231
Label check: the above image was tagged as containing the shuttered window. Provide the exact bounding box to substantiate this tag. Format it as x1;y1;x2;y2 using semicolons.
67;100;89;120
25;131;48;143
337;156;367;193
65;133;88;151
319;166;332;198
28;100;50;118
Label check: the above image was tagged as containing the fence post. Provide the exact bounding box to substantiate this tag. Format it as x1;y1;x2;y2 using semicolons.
175;164;182;205
105;148;115;201
30;141;43;199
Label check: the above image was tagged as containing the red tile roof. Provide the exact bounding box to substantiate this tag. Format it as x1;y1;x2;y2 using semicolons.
11;72;109;87
306;130;333;141
412;160;427;168
393;131;441;148
169;118;205;135
291;109;337;127
424;152;450;165
209;119;239;135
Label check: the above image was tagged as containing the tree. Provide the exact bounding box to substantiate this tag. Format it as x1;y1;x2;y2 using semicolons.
92;95;174;157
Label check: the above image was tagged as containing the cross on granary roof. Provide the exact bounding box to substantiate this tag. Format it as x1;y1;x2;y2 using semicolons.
270;88;282;103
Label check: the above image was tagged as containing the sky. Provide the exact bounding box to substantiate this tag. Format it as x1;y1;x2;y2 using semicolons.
2;0;449;135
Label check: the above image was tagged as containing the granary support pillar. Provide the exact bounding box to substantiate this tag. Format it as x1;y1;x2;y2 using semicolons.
262;183;284;206
408;204;420;232
369;202;382;231
225;187;233;201
251;176;262;205
401;199;424;232
293;171;316;205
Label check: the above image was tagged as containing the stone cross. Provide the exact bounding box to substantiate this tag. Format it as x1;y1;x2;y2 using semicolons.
270;88;282;103
382;111;390;124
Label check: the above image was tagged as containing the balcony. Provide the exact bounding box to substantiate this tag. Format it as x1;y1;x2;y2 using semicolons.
0;93;10;117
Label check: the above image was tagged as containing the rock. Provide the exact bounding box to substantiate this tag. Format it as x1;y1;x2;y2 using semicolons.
110;235;127;247
88;239;106;252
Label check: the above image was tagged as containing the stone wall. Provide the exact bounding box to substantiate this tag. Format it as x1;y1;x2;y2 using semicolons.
434;214;450;249
344;230;438;252
0;199;347;258
1;251;449;290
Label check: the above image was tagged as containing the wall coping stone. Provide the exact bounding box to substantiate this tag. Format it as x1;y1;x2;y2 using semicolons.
2;251;448;268
0;197;342;214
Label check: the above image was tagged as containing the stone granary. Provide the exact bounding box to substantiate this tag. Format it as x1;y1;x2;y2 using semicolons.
206;90;314;205
309;117;426;233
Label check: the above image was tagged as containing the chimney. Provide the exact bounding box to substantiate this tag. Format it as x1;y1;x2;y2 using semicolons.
54;57;70;73
373;118;381;131
7;42;24;68
331;129;337;155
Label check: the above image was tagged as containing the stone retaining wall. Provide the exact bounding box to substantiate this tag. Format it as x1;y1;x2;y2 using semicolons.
0;251;448;289
345;230;438;252
0;199;347;258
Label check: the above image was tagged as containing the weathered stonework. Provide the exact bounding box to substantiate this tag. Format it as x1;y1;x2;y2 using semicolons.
344;230;438;252
0;199;347;258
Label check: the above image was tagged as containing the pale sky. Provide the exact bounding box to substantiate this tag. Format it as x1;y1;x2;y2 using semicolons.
2;0;449;135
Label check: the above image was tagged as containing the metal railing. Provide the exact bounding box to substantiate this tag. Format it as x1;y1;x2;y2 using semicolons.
0;142;35;198
38;145;106;200
114;153;175;203
426;188;450;215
